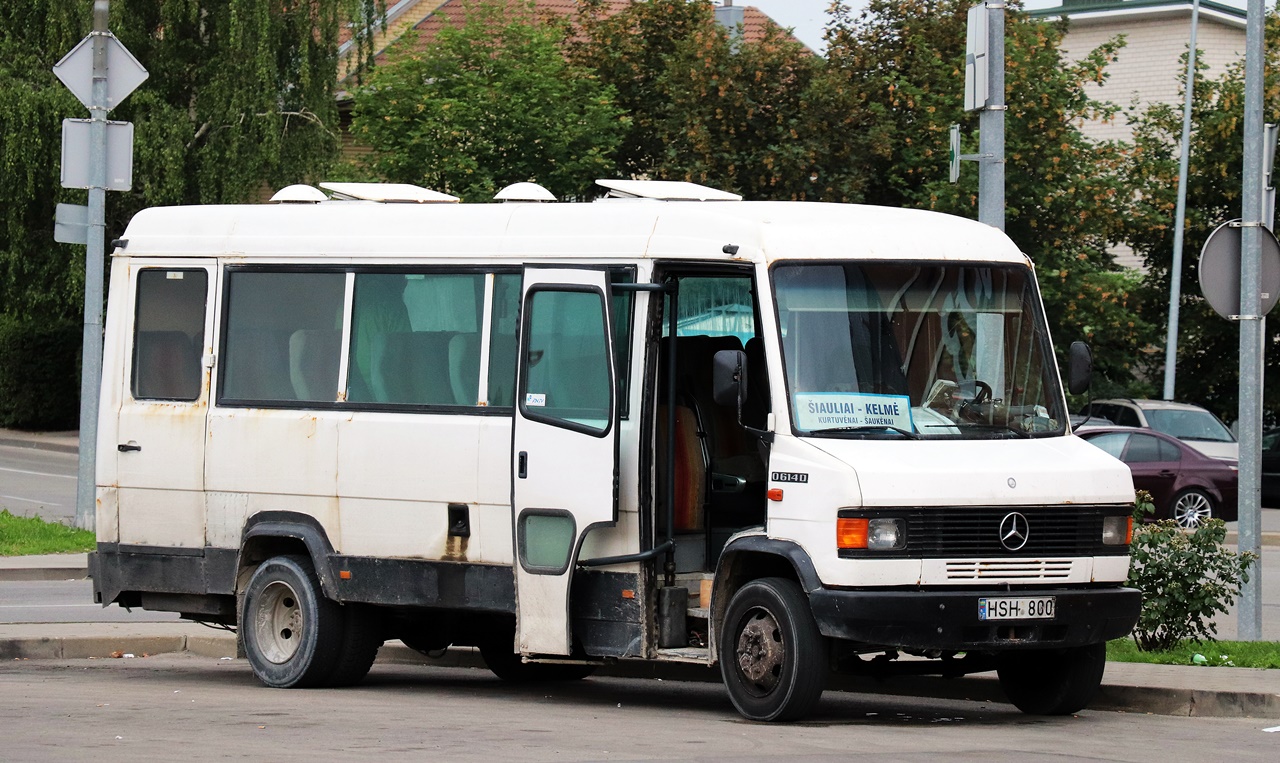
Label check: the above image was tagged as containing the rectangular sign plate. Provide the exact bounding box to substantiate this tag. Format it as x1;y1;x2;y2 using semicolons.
793;392;913;432
978;596;1055;621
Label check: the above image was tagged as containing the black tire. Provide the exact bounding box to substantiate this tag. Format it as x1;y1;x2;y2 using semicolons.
997;642;1106;715
718;577;827;722
1171;488;1214;529
478;635;596;682
325;603;384;687
241;555;345;688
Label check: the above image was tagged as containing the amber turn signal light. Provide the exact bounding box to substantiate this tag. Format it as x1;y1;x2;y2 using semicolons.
837;517;869;549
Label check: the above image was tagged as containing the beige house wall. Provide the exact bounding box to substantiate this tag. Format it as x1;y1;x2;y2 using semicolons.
1058;14;1245;144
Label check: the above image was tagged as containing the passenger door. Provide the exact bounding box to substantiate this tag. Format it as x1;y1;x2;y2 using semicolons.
1120;433;1181;513
115;262;217;548
511;267;618;656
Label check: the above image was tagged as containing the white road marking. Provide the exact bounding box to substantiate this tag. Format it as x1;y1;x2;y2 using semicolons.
0;466;76;480
0;604;97;609
0;494;62;506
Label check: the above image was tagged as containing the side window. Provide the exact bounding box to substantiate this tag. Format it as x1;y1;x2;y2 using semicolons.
1123;434;1165;464
1114;406;1141;428
520;287;612;434
491;269;634;415
1087;432;1129;459
488;273;522;407
347;272;484;406
132;269;207;401
1157;437;1182;462
220;271;346;404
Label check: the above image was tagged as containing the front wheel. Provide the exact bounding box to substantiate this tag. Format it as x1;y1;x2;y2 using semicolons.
718;577;827;722
241;555;344;688
1172;488;1214;529
996;642;1106;715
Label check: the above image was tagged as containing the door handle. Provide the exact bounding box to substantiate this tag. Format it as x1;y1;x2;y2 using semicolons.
1158;469;1174;476
118;442;142;453
518;451;528;479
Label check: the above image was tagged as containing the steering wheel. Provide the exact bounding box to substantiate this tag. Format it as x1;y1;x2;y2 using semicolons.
971;380;992;405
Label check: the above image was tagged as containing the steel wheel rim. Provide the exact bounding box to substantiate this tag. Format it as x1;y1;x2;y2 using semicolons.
254;580;304;664
734;607;785;697
1174;492;1212;529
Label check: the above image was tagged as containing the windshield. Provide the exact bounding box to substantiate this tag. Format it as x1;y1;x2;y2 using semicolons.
1144;409;1235;442
773;262;1066;438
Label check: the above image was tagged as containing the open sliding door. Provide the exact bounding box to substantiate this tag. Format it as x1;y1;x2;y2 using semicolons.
511;267;618;656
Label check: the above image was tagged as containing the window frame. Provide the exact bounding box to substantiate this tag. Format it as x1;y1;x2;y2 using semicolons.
130;267;209;403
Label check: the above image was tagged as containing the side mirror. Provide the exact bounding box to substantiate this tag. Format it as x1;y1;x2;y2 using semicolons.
1067;341;1093;396
712;349;748;408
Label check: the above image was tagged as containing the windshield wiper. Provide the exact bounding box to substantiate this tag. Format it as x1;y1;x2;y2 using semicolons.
812;425;920;439
954;423;1032;439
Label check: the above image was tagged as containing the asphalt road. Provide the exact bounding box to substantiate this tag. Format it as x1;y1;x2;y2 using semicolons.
0;580;178;624
1;654;1277;762
0;443;76;523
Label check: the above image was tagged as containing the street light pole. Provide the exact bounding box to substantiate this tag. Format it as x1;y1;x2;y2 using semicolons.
1162;0;1200;401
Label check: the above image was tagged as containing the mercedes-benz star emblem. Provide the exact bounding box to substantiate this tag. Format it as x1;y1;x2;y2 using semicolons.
999;512;1029;551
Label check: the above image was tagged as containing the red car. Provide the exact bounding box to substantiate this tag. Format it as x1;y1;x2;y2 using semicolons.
1077;426;1238;528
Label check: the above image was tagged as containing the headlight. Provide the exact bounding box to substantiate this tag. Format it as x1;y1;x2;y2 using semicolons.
1102;515;1133;546
837;517;907;550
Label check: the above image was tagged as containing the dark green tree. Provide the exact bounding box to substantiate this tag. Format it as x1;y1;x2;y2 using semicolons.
351;0;627;202
1120;11;1280;422
0;1;383;428
821;0;1157;399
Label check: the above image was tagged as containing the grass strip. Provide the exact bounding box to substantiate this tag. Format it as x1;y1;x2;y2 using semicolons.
0;509;95;556
1108;637;1280;669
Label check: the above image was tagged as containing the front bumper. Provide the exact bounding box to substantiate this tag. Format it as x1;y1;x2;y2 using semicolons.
809;585;1140;651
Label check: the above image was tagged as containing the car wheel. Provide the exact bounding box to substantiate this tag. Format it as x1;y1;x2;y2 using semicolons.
997;642;1106;715
1172;488;1214;529
718;577;827;722
241;554;345;688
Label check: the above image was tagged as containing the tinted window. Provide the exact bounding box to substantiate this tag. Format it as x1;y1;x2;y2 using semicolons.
1124;434;1168;464
1113;406;1141;428
1086;432;1129;458
132;269;207;401
220;271;345;403
521;288;612;433
347;272;484;406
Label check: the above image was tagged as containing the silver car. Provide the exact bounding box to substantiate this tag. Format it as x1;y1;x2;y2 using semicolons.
1076;399;1238;461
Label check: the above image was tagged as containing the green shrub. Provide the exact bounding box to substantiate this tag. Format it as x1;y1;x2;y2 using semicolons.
1127;490;1257;651
0;315;81;430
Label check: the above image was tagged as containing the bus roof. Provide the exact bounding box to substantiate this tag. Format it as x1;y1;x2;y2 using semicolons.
116;198;1028;266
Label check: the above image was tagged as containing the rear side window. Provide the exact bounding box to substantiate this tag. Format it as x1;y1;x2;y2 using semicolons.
132;269;207;401
219;271;346;404
347;272;485;406
1123;434;1168;463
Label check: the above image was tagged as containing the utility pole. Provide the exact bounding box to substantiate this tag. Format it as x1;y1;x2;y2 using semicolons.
53;0;146;530
957;2;1005;230
978;2;1005;231
77;0;111;531
1236;0;1266;642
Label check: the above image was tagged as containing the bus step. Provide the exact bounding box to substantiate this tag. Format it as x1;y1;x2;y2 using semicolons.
654;646;711;664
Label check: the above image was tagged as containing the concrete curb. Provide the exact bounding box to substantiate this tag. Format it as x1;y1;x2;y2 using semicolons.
3;634;1275;719
0;567;88;582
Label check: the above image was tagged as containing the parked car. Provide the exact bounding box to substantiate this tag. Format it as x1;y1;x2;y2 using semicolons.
1262;429;1280;507
1077;426;1238;528
1077;399;1238;460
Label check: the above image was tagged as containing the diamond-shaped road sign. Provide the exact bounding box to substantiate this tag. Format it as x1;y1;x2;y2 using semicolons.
53;33;148;111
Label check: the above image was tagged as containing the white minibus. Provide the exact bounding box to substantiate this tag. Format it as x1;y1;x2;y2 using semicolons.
90;179;1139;721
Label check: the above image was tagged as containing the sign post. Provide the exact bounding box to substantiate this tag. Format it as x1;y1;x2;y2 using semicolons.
53;0;147;531
957;3;1005;231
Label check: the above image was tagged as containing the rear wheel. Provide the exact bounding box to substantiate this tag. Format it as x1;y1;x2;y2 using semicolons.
997;642;1106;715
241;555;344;688
326;603;384;687
1172;489;1214;529
719;577;827;722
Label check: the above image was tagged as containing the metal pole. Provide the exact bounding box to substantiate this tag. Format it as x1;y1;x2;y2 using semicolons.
1162;0;1200;401
75;0;109;531
978;2;1005;231
1237;0;1265;641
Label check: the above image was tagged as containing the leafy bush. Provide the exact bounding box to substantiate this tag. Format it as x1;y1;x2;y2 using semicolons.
0;315;80;430
1127;491;1257;651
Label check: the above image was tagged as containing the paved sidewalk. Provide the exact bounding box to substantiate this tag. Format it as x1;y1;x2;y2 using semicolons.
0;621;1276;719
